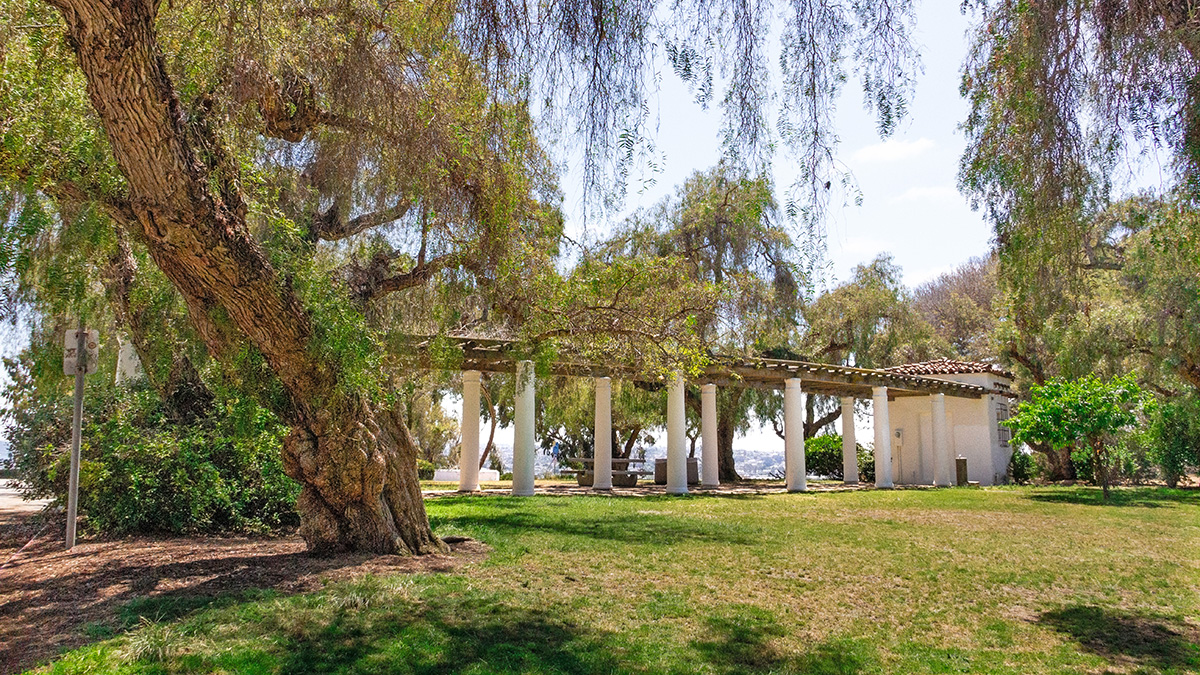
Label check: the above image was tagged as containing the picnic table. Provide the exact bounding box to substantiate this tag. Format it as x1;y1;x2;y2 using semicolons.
559;457;652;487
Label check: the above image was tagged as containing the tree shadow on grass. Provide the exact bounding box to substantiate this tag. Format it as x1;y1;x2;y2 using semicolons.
1039;605;1200;671
1024;487;1200;508
266;593;877;675
429;507;760;547
691;605;876;675
275;600;631;675
692;605;788;672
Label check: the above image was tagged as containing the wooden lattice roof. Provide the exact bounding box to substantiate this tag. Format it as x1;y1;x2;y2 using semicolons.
409;336;1013;400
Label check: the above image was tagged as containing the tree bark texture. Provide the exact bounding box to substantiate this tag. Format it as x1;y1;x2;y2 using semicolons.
716;388;743;482
51;0;441;555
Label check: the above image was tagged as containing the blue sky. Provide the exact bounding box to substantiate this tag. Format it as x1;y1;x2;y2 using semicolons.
559;2;993;288
0;4;993;453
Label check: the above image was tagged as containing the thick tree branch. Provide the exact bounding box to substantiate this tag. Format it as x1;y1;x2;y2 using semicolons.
345;252;459;301
805;406;842;439
50;181;137;227
312;198;415;241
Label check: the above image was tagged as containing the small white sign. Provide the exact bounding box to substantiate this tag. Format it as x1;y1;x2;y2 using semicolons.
64;329;100;376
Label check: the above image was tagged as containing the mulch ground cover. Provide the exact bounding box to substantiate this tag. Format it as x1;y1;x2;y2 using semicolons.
0;526;488;674
0;511;50;563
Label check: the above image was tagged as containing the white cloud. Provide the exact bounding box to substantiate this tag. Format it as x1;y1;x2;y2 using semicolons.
908;265;954;287
837;235;893;261
851;137;936;164
890;185;960;204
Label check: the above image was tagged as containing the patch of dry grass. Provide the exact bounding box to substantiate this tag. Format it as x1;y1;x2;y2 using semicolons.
25;486;1200;674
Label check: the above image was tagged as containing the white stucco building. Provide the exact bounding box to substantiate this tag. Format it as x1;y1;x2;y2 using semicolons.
883;359;1015;486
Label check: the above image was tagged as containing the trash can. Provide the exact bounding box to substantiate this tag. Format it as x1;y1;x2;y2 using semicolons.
654;458;699;485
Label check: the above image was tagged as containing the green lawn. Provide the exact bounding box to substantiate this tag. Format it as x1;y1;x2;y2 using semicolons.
30;486;1200;674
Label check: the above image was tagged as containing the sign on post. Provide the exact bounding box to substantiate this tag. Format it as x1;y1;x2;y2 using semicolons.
63;329;99;376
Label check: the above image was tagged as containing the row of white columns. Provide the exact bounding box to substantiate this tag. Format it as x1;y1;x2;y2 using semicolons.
456;365;951;494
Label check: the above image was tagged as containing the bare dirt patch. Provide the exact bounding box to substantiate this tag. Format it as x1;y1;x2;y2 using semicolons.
0;529;487;674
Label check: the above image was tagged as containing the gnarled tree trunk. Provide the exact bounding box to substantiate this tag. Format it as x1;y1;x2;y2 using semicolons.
283;399;443;554
51;0;441;555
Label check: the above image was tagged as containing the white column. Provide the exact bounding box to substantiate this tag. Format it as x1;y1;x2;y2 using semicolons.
784;379;807;492
666;373;688;495
701;384;719;488
458;371;481;492
512;360;536;496
841;397;858;485
593;377;613;490
931;393;951;487
872;386;894;489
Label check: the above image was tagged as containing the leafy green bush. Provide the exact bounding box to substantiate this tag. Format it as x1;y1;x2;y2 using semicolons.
5;375;299;535
804;434;868;480
416;459;436;480
1149;396;1200;488
1113;427;1156;485
855;444;874;483
1008;448;1036;484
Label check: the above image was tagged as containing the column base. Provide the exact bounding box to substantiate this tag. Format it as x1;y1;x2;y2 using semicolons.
512;489;535;497
843;480;859;486
700;482;719;489
592;486;612;492
666;487;689;495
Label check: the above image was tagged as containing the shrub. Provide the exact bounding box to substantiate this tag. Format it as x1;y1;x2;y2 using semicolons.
5;376;299;535
857;444;875;483
804;434;868;480
1113;427;1156;485
1149;396;1200;488
1008;448;1036;484
804;434;843;479
416;459;436;480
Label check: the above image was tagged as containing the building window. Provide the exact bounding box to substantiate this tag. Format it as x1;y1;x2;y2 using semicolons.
996;402;1011;448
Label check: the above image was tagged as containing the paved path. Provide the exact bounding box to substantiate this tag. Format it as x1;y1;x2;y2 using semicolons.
0;481;50;521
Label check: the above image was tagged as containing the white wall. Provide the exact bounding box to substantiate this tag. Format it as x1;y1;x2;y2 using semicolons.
887;372;1014;486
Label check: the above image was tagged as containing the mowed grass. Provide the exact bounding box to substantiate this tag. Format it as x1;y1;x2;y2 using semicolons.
30;486;1200;674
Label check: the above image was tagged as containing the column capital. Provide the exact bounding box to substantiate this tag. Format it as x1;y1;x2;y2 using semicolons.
462;369;481;383
785;378;803;390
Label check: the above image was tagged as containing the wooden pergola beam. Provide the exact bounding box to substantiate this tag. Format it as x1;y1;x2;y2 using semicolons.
409;336;1012;399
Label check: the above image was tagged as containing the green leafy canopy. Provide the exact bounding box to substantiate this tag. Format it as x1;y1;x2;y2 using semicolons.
1003;374;1147;451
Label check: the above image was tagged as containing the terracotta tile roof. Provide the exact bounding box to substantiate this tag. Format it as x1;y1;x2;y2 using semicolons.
884;358;1013;380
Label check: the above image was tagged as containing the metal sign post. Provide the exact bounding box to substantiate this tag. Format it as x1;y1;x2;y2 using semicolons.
63;325;97;549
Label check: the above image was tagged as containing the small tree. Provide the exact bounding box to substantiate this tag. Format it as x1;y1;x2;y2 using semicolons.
1003;375;1146;501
